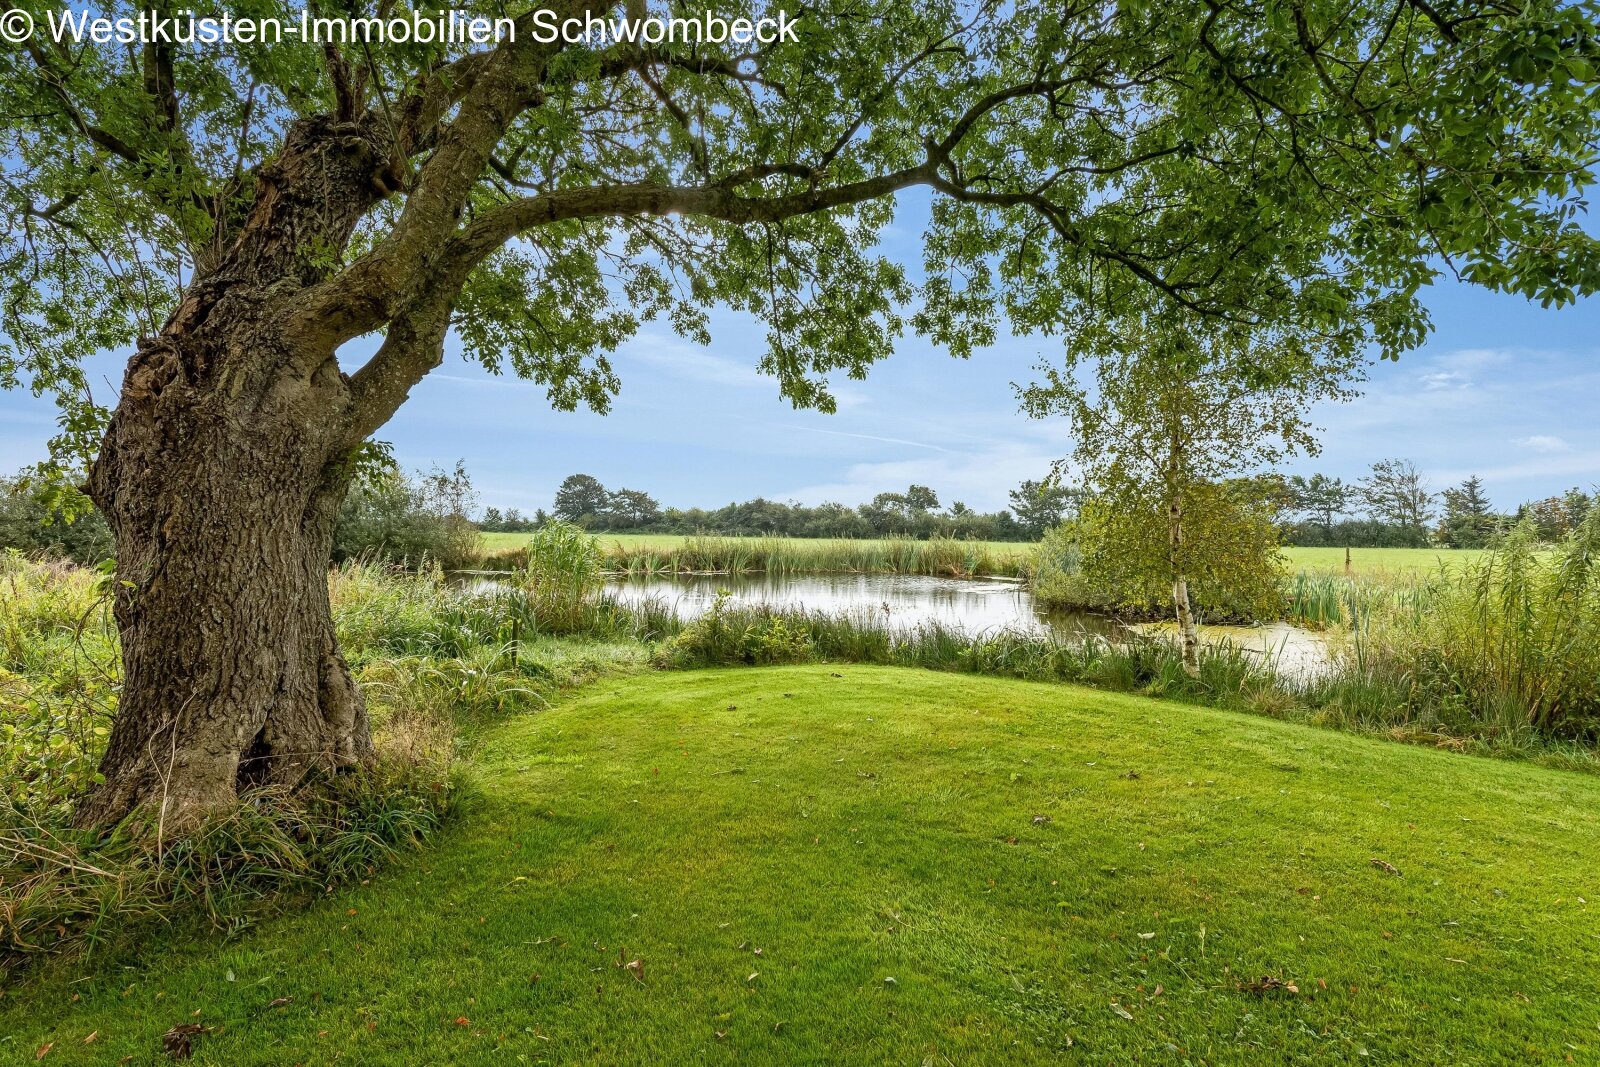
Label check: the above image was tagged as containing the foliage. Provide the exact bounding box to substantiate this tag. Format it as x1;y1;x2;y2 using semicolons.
1287;473;1349;538
664;591;817;666
333;464;480;570
0;475;113;564
542;473;1035;540
1356;459;1435;545
1023;317;1347;635
5;0;1599;476
1333;514;1600;737
1007;478;1080;538
1039;485;1288;622
512;521;607;633
1438;475;1504;548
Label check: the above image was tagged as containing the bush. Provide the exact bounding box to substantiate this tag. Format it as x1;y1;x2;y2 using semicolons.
1033;485;1286;622
0;476;113;564
333;464;480;570
663;593;815;666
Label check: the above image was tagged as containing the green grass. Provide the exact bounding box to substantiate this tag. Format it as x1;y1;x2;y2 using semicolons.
9;667;1599;1064
479;532;1032;556
1281;546;1500;573
477;534;1497;577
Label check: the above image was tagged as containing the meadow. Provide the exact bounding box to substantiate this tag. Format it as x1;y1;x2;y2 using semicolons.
8;667;1598;1064
477;532;1484;577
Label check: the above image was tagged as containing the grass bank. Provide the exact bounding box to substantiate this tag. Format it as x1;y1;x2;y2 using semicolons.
6;667;1598;1064
483;533;1035;578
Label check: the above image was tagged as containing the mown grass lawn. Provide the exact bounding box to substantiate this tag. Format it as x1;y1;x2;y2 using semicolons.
10;667;1597;1064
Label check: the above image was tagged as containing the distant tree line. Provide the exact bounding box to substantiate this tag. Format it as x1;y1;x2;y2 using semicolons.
487;473;1084;541
7;459;1592;567
1282;460;1594;548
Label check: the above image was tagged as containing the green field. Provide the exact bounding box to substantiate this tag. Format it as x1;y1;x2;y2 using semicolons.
478;532;1492;575
11;667;1598;1064
1280;546;1499;573
478;531;1034;558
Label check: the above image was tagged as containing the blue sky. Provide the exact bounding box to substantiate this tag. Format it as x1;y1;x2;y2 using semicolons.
2;188;1595;515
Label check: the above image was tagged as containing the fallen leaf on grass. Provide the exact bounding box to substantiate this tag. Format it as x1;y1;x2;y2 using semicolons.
1110;1003;1134;1021
34;1044;52;1061
1370;858;1402;877
266;997;294;1010
162;1023;208;1060
1239;976;1298;995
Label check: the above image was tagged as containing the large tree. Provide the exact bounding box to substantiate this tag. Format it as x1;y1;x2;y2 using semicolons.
2;0;1597;827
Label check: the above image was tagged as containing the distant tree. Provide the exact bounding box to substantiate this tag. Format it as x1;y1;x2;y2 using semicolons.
481;506;505;531
1357;459;1434;544
609;488;662;527
553;475;611;525
904;485;940;512
1520;495;1574;542
1008;479;1079;538
1288;474;1348;536
1564;488;1594;531
1440;476;1497;547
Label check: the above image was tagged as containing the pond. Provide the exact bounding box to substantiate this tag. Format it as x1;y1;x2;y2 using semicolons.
599;572;1332;678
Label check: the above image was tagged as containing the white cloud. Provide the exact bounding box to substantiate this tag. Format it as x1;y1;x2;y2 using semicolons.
784;425;953;453
1420;370;1471;391
779;441;1064;511
621;333;766;388
1516;434;1571;453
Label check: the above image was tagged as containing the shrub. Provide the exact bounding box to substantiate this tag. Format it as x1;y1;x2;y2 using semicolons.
333;467;479;570
0;476;113;564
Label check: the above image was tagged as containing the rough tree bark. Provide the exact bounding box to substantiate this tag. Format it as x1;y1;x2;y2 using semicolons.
76;117;405;830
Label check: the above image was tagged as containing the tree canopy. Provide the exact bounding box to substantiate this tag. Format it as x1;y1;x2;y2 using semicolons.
4;0;1597;468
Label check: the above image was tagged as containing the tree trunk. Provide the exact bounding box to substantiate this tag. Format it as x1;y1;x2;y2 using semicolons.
1165;431;1199;675
75;116;399;831
1171;574;1199;673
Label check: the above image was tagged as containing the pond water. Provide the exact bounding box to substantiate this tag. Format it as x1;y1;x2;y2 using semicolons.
599;572;1331;678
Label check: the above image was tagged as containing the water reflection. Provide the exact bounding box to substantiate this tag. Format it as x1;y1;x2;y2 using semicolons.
604;572;1124;639
454;570;1330;678
602;573;1330;677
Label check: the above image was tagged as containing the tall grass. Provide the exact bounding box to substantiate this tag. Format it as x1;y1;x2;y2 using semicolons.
490;533;1029;579
1282;512;1600;740
2;549;658;978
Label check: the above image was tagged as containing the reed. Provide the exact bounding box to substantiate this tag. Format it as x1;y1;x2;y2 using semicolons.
596;533;1025;578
